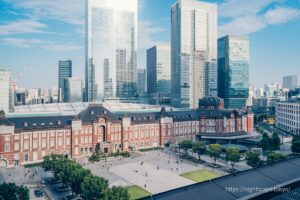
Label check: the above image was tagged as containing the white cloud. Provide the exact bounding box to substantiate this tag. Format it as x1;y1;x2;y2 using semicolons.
264;7;300;25
219;0;280;18
2;37;82;51
219;1;300;37
138;21;168;49
4;0;85;26
0;19;48;35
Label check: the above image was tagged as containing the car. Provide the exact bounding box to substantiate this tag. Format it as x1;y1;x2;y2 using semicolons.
34;189;44;197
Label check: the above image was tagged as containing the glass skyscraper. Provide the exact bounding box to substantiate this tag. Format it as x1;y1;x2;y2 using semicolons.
147;46;171;97
171;0;218;109
218;35;249;109
85;0;138;102
64;77;83;103
58;60;72;102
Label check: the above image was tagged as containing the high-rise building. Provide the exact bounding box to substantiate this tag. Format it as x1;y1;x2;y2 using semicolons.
0;69;14;113
86;0;138;101
64;77;83;103
171;0;217;108
283;75;298;90
218;35;249;109
147;45;171;102
58;60;72;102
138;69;146;95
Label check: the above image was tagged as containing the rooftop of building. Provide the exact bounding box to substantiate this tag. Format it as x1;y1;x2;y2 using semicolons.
140;157;300;200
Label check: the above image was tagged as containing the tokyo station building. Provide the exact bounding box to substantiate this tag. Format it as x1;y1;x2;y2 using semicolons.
0;97;253;168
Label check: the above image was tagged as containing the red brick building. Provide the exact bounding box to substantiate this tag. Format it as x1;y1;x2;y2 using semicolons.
0;97;253;168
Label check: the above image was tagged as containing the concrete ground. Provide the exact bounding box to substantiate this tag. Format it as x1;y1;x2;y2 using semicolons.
84;150;223;194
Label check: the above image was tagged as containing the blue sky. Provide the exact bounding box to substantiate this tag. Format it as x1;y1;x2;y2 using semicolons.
0;0;300;89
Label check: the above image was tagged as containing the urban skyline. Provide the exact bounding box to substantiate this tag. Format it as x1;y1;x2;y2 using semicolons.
0;0;300;89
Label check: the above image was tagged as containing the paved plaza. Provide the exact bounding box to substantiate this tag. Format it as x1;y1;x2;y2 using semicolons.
84;150;224;194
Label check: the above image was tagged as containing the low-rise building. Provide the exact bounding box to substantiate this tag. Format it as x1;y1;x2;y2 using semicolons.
0;97;253;168
276;98;300;135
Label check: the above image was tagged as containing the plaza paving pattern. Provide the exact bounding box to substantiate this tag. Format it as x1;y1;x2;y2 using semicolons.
84;150;225;194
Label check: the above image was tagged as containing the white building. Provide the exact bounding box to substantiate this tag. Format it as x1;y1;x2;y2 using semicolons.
85;0;138;101
64;78;83;103
171;0;217;109
276;99;300;135
0;69;14;113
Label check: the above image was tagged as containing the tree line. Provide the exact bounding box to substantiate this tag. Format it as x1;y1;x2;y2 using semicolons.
42;155;130;200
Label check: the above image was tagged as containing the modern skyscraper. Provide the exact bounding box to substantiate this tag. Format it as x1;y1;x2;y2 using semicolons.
147;46;171;101
58;60;72;102
171;0;217;108
86;0;138;101
64;77;83;103
283;75;298;90
218;35;249;109
0;69;14;113
138;69;146;95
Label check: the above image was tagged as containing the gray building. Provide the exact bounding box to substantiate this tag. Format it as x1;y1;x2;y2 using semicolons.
218;35;249;109
138;69;146;95
64;77;83;103
171;0;218;109
147;46;171;104
85;0;138;101
0;69;14;113
58;60;72;102
283;75;298;90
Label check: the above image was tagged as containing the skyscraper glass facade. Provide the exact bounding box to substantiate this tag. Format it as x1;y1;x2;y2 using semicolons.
58;60;72;102
0;69;13;113
64;77;83;103
171;0;217;109
86;0;138;101
218;35;249;109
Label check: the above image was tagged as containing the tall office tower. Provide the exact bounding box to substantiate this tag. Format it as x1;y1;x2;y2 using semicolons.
283;75;298;90
138;69;146;95
218;35;249;109
58;60;72;102
147;46;171;101
0;69;14;113
64;77;83;103
86;0;138;101
171;0;217;108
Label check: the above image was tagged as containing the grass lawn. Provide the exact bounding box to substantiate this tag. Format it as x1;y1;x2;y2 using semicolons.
138;147;163;152
180;169;222;182
127;185;151;200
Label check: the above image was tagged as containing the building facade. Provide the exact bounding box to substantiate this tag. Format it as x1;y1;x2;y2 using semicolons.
85;0;138;101
0;69;14;113
283;75;298;90
137;69;146;95
147;46;171;105
276;99;300;135
64;78;83;103
171;0;218;109
58;60;72;102
218;35;249;109
0;97;253;168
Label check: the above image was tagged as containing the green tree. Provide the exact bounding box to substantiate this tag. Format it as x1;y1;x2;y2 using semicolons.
89;153;101;162
69;168;91;195
178;140;193;157
292;136;300;153
208;144;221;166
260;133;272;152
245;151;262;168
0;183;29;200
225;147;241;173
267;152;286;165
107;186;130;200
81;175;109;200
192;141;206;161
271;132;281;150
